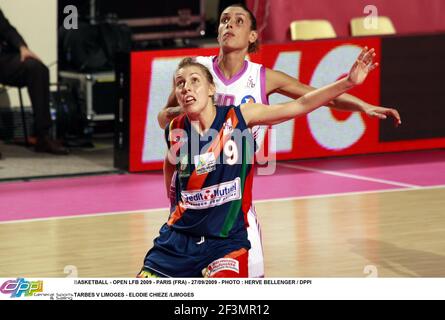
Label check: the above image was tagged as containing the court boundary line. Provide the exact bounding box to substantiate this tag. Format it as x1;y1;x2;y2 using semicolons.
2;184;444;225
254;184;445;204
277;163;421;188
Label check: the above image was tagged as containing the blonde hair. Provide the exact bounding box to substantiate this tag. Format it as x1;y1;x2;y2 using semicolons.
176;57;215;86
175;57;215;102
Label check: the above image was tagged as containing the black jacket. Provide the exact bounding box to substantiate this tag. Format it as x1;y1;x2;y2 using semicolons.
0;9;27;52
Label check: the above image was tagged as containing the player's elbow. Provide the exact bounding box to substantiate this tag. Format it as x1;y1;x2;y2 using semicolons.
157;110;168;129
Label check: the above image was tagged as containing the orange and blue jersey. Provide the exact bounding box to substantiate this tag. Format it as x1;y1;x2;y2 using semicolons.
165;106;255;239
141;106;254;277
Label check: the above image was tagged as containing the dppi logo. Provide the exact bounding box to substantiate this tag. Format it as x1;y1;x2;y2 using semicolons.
0;278;43;298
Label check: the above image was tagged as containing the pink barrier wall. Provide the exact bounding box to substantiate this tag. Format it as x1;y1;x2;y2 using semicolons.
247;0;445;43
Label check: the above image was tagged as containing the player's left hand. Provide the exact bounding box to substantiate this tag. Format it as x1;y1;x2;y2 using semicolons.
364;104;401;127
347;47;379;86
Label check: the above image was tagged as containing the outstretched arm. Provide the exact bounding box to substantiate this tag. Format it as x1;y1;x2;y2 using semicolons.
330;88;401;126
266;48;401;126
244;47;378;126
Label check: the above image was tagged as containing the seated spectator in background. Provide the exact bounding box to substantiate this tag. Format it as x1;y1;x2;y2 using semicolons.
0;8;68;156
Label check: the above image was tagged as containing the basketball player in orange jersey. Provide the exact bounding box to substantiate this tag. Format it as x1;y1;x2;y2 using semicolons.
138;46;379;278
157;3;401;278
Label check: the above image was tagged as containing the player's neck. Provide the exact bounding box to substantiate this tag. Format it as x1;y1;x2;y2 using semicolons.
217;49;247;79
188;103;216;136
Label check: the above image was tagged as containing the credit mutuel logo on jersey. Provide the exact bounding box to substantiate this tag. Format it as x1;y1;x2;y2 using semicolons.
181;178;241;209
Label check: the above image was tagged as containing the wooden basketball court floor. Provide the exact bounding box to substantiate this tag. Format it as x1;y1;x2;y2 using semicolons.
1;149;444;278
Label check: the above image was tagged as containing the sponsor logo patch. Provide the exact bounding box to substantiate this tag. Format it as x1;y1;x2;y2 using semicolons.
206;258;240;277
194;152;216;175
222;118;234;136
181;178;241;209
241;95;256;104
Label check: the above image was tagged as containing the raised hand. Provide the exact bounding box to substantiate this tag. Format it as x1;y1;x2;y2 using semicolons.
347;47;379;86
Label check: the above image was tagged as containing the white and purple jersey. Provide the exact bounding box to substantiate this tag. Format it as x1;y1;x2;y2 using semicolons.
195;55;269;145
195;56;269;107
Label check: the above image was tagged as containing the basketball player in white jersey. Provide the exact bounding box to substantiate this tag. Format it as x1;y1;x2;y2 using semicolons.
158;4;401;278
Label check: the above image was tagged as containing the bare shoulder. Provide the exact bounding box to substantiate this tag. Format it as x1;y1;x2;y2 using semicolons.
265;68;290;93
